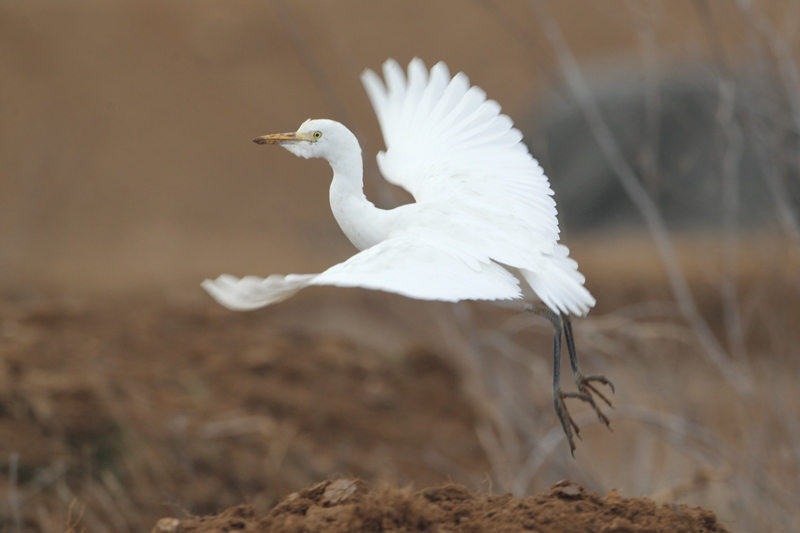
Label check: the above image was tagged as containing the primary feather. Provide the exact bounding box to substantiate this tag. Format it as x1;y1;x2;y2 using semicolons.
362;59;560;267
203;58;595;317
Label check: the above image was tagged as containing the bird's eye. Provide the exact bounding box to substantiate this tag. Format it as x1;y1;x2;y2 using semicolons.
313;131;322;139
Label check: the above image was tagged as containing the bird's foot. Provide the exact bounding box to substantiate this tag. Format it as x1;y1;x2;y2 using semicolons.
554;390;583;456
555;375;615;456
575;373;615;427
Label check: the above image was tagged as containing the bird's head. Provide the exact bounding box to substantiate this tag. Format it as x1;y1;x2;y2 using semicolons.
253;119;359;162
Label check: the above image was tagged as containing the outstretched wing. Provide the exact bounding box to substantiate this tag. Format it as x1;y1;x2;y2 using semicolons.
202;228;522;311
361;58;560;270
202;273;316;311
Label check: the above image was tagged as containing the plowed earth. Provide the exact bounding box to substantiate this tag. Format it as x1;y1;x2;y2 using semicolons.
159;479;728;533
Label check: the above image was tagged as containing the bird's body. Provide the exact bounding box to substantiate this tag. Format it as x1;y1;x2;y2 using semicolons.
203;59;612;453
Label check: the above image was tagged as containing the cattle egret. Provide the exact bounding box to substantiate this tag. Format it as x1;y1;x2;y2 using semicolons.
202;58;613;454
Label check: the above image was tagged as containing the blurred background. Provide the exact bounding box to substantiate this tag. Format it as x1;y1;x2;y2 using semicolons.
1;1;799;532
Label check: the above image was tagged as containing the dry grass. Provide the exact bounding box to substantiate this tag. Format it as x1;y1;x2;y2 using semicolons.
437;235;800;532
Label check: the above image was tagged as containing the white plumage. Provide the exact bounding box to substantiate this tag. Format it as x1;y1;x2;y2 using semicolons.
202;58;596;317
203;58;614;455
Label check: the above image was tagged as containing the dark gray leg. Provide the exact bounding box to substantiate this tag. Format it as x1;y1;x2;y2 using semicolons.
562;314;614;427
524;304;614;455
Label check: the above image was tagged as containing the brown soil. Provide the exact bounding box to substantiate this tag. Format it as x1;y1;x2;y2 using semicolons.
157;479;728;533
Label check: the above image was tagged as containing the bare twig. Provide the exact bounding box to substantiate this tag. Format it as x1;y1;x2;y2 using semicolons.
715;80;749;363
625;0;663;196
8;452;22;533
735;0;800;245
64;499;86;533
694;1;751;363
475;420;515;489
56;483;105;533
739;0;800;144
101;471;144;533
86;480;130;533
751;126;800;245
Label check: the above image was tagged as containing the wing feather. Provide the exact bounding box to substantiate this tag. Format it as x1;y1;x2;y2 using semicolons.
361;60;560;255
313;229;521;301
361;58;595;315
201;273;315;311
202;229;522;311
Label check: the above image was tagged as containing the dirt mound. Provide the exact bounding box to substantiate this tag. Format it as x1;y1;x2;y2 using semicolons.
158;479;728;533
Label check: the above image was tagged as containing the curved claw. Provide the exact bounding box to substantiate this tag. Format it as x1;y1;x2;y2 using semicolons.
554;393;583;456
584;383;614;410
583;374;615;394
573;374;615;429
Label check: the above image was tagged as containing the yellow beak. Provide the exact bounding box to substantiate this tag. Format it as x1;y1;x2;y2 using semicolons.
253;132;314;145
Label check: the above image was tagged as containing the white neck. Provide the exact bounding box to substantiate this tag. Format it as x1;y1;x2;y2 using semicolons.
326;136;389;251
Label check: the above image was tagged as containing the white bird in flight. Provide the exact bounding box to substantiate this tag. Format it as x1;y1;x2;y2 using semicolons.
202;58;613;453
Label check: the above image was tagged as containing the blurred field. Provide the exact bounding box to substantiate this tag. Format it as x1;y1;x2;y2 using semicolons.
1;1;800;532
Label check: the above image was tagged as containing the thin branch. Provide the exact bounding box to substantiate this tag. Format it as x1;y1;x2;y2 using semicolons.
625;0;663;196
694;0;750;364
736;0;800;245
8;452;22;533
740;1;800;143
751;124;800;245
716;80;749;363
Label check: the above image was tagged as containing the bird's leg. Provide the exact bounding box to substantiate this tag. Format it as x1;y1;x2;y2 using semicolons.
523;304;615;455
561;313;614;428
523;304;580;455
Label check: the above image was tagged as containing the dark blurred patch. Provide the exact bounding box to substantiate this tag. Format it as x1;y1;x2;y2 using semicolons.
526;69;800;232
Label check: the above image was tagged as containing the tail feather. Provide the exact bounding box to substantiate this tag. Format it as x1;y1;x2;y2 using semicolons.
521;244;595;316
